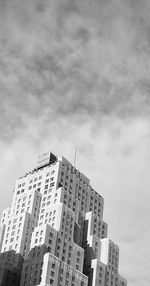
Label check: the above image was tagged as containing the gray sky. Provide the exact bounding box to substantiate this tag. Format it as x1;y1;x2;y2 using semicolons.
0;0;150;285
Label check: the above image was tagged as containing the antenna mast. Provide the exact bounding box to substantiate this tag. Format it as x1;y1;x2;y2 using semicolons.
74;147;77;167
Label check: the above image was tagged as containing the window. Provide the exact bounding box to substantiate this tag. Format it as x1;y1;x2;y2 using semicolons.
72;276;75;281
77;251;80;256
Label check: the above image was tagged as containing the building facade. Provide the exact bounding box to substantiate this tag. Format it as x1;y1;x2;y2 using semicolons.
0;152;127;286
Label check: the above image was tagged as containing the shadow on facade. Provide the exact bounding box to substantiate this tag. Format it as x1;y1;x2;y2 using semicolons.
0;250;23;286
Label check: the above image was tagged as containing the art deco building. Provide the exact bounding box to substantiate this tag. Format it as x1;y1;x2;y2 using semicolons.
0;152;127;286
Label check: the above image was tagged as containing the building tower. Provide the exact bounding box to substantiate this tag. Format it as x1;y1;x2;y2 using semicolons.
0;152;127;286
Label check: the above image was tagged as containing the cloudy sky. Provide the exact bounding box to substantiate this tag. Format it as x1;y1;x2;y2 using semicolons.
0;0;150;285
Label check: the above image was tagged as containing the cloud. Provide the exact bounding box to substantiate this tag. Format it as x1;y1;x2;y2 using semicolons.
0;0;150;285
1;0;150;140
1;115;150;285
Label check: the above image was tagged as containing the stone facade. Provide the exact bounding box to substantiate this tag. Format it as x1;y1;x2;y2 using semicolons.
0;152;127;286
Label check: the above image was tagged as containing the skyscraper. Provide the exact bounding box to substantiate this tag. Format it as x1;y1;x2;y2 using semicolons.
0;152;127;286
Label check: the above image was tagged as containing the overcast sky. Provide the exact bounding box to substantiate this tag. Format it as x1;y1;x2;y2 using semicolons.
0;0;150;285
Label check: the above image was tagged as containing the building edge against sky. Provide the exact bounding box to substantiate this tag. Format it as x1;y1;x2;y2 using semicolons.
0;151;127;286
